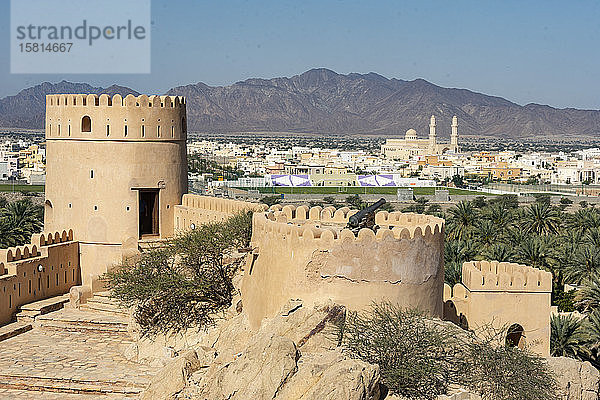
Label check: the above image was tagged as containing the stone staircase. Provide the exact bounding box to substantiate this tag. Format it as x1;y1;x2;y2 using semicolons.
81;291;130;317
0;291;156;398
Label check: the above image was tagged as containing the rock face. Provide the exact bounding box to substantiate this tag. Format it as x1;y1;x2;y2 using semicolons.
547;357;600;400
139;298;600;400
142;300;381;400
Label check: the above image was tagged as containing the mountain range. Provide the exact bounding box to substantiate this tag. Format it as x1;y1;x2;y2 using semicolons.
1;68;599;139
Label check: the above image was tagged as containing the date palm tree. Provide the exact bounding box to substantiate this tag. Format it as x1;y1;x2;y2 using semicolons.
0;199;43;246
446;201;478;241
483;243;514;262
576;271;600;311
564;245;600;285
551;314;588;358
516;235;555;271
473;219;497;249
522;203;562;236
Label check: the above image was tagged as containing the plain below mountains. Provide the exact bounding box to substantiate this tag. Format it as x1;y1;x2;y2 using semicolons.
1;69;599;139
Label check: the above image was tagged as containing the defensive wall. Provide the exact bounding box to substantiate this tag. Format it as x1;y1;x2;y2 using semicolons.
443;260;552;356
174;194;267;232
0;230;80;325
241;205;445;329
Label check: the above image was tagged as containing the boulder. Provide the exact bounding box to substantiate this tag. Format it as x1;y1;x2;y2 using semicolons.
141;350;201;400
197;334;299;399
547;356;600;400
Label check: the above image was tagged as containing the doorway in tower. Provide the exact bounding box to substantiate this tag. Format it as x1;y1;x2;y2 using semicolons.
139;189;159;238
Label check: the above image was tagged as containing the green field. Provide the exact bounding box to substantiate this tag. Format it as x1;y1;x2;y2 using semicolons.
0;184;44;193
241;186;485;196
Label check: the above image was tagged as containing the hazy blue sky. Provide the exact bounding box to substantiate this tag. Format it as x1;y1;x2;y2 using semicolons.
1;0;599;109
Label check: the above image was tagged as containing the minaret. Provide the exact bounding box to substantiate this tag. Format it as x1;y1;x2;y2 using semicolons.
428;115;436;153
451;115;459;151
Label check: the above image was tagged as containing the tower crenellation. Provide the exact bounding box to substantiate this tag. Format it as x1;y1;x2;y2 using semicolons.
45;94;187;142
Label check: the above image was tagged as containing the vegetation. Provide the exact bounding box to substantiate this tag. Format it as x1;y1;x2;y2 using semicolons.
106;211;253;336
338;302;558;400
0;197;44;247
440;194;600;366
0;184;44;193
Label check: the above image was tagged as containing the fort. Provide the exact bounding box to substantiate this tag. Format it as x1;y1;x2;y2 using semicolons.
0;93;556;375
0;94;554;354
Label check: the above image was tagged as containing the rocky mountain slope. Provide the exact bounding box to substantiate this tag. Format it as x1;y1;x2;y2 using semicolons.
2;69;599;138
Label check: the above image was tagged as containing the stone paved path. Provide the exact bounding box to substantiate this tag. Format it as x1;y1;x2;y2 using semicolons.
0;306;159;399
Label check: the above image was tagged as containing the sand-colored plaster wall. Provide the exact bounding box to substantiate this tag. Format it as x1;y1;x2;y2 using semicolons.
44;94;188;289
0;230;80;325
174;194;267;232
444;260;552;356
242;207;445;329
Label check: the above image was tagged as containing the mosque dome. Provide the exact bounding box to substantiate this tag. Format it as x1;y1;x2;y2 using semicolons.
405;128;418;140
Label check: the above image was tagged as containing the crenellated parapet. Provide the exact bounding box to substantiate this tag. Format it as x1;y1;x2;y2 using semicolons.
174;194;267;232
262;206;444;242
47;94;186;109
443;260;552;356
461;260;552;292
45;94;187;141
242;207;446;328
0;230;80;325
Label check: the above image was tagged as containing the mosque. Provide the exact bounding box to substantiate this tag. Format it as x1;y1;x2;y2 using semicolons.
381;115;459;159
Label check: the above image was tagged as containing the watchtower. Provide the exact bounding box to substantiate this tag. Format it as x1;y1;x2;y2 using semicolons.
444;260;552;356
44;93;188;288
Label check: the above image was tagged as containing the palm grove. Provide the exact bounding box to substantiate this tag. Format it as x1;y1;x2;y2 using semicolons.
441;194;600;365
0;196;43;248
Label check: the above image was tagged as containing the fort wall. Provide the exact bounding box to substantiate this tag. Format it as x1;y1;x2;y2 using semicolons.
444;260;552;356
0;230;80;325
174;194;267;232
241;207;445;328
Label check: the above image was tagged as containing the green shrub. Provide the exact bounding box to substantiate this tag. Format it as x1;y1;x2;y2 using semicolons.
337;302;558;400
106;211;252;336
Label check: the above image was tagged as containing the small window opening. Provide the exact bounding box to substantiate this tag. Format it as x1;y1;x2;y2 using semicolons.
81;116;91;132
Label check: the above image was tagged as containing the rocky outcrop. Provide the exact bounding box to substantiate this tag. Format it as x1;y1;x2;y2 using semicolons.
140;298;600;400
141;350;202;400
141;300;381;400
547;356;600;400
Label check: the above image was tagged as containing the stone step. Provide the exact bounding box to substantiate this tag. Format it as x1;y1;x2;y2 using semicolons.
0;374;144;396
86;295;119;306
81;302;129;317
0;322;32;342
15;294;70;322
36;314;129;334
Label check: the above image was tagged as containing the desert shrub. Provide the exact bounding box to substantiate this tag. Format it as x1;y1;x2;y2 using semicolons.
106;211;252;336
337;302;558;400
337;303;458;398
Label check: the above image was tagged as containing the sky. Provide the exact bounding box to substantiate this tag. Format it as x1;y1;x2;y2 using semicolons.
0;0;599;109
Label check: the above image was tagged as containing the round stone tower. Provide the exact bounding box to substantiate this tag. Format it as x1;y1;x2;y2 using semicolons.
44;93;188;288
